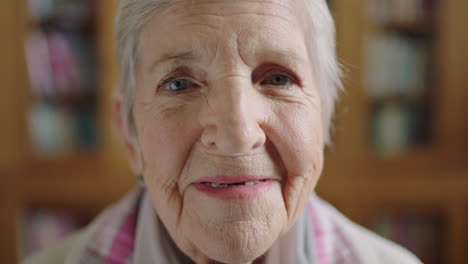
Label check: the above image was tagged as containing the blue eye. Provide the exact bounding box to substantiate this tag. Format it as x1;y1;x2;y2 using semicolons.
263;74;292;86
163;78;191;91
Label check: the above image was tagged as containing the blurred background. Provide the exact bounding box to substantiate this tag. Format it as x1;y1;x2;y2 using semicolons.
1;0;467;263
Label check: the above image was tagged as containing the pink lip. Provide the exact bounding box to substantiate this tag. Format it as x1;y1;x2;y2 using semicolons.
192;175;277;200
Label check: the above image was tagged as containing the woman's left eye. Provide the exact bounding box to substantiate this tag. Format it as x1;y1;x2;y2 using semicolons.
262;74;292;86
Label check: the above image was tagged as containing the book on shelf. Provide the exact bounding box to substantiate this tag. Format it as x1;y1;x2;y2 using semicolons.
369;0;436;26
370;102;431;156
371;103;410;156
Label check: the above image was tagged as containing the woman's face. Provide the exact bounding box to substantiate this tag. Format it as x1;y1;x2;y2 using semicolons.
127;0;324;263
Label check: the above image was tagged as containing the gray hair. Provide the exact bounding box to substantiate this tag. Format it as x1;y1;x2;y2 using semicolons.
115;0;342;146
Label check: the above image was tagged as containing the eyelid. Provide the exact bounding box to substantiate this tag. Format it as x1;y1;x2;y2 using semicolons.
253;63;302;86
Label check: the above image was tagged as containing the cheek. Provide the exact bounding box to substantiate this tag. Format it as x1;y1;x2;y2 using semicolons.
270;103;324;176
265;101;324;227
135;105;201;224
137;104;200;177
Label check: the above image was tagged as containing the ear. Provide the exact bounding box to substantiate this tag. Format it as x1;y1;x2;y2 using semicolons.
113;91;143;176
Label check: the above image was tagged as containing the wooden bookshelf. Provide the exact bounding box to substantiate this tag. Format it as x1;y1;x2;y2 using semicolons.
318;0;468;263
0;0;131;263
1;0;467;263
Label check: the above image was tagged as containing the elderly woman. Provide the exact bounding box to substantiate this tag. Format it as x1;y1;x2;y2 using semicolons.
26;0;422;263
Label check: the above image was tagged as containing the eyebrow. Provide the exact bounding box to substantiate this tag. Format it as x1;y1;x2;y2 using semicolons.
149;51;197;73
257;48;308;68
148;47;307;73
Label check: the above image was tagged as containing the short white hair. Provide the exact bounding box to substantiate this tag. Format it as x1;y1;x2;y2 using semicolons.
115;0;342;146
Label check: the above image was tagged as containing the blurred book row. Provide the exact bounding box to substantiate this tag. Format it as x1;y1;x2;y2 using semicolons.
371;211;444;264
364;34;429;99
369;0;436;25
24;30;97;98
24;0;99;157
364;0;436;157
28;0;95;29
28;102;98;156
370;103;431;156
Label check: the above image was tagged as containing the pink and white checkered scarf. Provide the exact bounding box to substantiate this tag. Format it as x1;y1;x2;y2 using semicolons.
75;187;360;264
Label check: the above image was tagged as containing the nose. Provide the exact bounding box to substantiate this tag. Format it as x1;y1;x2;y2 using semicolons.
199;77;266;156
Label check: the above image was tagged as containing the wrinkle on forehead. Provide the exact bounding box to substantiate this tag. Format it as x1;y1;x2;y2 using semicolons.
140;0;311;78
158;0;307;28
169;0;298;12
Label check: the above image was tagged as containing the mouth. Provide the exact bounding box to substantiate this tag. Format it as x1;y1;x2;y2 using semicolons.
198;179;270;188
192;176;277;200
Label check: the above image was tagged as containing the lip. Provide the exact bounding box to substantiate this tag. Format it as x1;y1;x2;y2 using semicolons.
192;175;277;200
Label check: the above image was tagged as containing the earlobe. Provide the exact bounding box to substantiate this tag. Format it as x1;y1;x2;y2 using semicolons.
113;91;143;176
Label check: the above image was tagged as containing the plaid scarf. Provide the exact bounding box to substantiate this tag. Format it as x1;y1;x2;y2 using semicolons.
75;187;362;264
76;188;143;264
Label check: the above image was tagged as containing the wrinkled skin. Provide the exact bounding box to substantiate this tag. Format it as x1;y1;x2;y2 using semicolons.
116;0;324;263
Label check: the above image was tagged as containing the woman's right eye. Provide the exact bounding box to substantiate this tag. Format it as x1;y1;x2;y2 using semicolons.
159;77;200;92
162;78;190;91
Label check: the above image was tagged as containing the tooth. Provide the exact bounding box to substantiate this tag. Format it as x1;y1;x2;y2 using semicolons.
210;183;220;188
218;184;228;188
245;181;255;186
253;181;261;184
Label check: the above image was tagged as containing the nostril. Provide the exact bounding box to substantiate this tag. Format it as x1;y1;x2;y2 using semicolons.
252;126;266;150
200;115;266;154
200;125;217;149
201;139;217;150
252;141;262;149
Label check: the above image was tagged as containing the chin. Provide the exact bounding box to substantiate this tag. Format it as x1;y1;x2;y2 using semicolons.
203;244;268;264
192;220;280;264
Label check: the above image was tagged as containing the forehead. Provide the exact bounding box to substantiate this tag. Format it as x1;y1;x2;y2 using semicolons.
157;0;305;19
139;0;310;68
